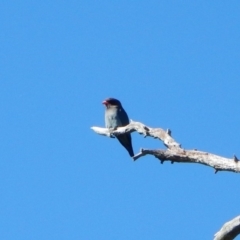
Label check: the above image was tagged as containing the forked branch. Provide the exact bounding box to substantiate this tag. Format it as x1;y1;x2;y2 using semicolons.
91;120;240;173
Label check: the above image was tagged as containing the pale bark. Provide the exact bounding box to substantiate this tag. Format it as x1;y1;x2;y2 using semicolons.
214;216;240;240
91;120;240;239
91;120;240;173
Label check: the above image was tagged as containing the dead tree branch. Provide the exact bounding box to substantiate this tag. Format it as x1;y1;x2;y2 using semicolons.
91;120;240;173
91;120;240;239
214;216;240;240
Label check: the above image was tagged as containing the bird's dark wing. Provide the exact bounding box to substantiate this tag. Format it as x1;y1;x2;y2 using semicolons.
117;107;130;126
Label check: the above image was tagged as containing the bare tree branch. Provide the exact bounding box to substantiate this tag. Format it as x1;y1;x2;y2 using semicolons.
214;216;240;240
91;120;240;239
91;120;240;173
91;120;180;149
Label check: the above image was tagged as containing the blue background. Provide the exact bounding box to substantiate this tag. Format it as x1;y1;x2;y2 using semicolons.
1;1;240;239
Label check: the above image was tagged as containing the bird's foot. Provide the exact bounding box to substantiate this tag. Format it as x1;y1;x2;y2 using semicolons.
108;127;117;138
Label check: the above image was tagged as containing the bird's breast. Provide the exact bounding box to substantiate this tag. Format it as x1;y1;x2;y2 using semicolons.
105;108;122;128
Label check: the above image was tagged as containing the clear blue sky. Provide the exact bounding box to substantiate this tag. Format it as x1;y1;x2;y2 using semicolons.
1;1;240;239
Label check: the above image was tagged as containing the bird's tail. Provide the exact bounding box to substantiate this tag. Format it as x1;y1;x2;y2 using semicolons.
117;134;134;157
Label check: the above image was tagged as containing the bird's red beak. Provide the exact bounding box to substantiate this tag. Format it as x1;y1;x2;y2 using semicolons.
102;100;108;105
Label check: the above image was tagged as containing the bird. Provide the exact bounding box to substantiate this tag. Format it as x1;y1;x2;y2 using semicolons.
102;98;134;157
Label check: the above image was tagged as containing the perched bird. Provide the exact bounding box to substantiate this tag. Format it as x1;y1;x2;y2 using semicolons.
102;98;134;157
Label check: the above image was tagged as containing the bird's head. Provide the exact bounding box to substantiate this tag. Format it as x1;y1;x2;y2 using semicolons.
102;98;122;108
